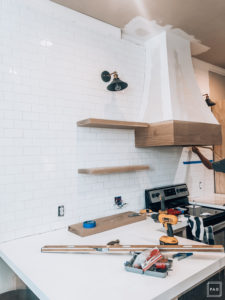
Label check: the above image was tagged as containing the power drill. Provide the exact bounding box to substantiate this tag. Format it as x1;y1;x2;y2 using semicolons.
158;195;179;245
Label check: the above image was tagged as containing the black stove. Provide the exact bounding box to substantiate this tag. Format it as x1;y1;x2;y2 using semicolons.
145;183;225;227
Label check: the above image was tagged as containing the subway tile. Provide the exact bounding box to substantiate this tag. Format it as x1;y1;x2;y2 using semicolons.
0;0;213;244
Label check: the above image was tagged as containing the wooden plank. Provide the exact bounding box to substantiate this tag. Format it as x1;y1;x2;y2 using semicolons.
68;211;146;237
210;71;225;194
135;121;175;147
78;165;150;175
173;121;221;145
135;120;222;147
42;244;224;253
77;118;149;129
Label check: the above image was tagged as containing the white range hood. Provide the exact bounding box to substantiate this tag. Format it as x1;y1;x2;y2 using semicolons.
122;17;221;147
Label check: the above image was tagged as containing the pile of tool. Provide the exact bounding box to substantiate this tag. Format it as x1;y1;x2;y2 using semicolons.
124;247;195;278
124;247;172;278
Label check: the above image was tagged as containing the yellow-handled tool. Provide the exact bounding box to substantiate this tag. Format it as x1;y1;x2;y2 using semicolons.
140;209;152;214
158;214;179;245
157;195;179;245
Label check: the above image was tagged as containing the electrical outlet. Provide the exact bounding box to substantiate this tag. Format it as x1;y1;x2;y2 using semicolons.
58;205;64;217
114;196;127;208
114;196;122;206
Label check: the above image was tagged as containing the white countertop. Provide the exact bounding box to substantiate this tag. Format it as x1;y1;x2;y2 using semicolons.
0;218;225;300
190;193;225;207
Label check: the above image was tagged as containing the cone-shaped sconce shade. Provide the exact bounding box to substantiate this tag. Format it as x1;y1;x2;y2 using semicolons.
203;94;216;107
107;77;128;91
101;71;128;91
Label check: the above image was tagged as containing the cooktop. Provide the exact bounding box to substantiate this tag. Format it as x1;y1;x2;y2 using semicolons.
145;183;225;227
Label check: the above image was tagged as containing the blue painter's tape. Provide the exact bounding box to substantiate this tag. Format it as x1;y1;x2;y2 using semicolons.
83;220;96;229
183;160;213;165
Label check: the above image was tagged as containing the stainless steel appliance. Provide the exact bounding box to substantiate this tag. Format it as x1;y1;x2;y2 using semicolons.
145;184;225;246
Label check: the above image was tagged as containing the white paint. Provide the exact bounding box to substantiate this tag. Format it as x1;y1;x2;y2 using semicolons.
0;259;25;293
0;259;17;293
193;57;225;94
1;221;225;300
124;18;218;123
123;16;210;55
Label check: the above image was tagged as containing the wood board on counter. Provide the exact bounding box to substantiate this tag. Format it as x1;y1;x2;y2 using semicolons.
68;211;146;237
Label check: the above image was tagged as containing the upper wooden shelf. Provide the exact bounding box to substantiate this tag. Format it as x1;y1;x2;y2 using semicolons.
78;165;150;175
77;118;149;129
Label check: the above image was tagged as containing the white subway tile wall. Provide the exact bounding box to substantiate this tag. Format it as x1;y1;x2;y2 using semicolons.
0;0;214;243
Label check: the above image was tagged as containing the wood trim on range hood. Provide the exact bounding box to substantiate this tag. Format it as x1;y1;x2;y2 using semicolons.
135;120;222;147
77;118;222;147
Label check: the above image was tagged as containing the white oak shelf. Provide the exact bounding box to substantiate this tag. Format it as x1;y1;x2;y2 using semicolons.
78;165;150;175
77;118;149;129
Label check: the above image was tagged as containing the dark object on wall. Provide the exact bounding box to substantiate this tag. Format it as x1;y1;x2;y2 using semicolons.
101;71;128;91
203;93;216;106
0;289;39;300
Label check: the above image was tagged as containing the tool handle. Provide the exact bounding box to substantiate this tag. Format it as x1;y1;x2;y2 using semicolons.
160;195;166;211
155;262;167;269
167;224;174;237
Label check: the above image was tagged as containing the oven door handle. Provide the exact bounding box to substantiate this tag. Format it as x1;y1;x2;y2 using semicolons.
213;221;225;233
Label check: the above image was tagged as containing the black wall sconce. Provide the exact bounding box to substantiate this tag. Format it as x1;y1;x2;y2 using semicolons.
203;93;216;107
101;71;128;91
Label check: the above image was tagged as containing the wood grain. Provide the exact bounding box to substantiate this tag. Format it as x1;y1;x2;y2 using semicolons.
68;211;146;237
135;120;222;147
135;121;175;147
42;244;224;253
78;165;150;175
77;118;149;129
210;71;225;194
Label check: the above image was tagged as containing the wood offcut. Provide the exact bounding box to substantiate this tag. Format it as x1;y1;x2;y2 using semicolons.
68;211;146;237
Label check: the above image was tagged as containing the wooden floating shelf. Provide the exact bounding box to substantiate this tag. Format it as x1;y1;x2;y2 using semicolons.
78;165;150;175
77;118;149;129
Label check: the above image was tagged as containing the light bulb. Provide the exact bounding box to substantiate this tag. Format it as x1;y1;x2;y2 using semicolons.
114;84;121;91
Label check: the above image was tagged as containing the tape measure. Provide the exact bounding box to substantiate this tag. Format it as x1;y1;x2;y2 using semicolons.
83;220;96;229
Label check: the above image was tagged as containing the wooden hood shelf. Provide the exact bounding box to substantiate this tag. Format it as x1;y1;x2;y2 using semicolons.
135;120;222;147
77;118;222;147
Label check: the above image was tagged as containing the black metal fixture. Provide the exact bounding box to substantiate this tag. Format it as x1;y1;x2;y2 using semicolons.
203;93;216;107
101;71;128;91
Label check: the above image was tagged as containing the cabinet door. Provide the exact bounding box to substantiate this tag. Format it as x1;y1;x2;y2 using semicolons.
214;230;225;247
209;71;225;193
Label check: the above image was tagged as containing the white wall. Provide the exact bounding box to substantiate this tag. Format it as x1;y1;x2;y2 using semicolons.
193;57;225;94
182;58;225;198
0;0;225;293
0;0;224;244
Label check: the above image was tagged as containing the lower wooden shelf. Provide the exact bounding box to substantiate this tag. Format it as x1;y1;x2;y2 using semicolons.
78;165;150;175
